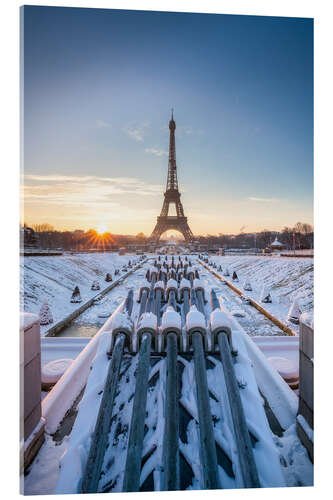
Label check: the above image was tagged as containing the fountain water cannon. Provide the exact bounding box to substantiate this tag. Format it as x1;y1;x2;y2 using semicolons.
186;266;195;284
124;289;134;316
109;310;134;352
149;266;159;283
161;306;183;351
145;287;155;313
138;280;150;303
154;280;165;300
168;269;176;280
186;305;208;352
166;279;178;302
208;291;260;488
154;280;165;324
193;278;207;303
136;312;158;351
179;278;191;301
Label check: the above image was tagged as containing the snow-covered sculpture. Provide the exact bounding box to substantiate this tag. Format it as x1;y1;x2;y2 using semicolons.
39;300;53;325
70;286;82;303
243;280;252;291
260;286;272;303
105;273;112;282
287;299;301;324
240;294;251;304
232;271;239;282
91;280;100;291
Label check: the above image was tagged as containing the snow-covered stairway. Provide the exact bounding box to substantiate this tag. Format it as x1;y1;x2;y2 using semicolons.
55;256;285;493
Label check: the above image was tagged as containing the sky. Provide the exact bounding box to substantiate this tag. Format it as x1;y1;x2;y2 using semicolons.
22;6;313;236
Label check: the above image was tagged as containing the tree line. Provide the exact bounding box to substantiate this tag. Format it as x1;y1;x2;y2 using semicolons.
21;222;313;250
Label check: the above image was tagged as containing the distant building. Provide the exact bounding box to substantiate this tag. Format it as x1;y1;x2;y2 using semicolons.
270;237;284;251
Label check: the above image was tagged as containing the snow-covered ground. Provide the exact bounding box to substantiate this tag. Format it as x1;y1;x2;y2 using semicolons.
21;253;141;335
23;253;313;494
205;255;313;334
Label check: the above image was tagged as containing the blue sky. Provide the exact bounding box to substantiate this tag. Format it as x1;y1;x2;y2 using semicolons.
22;6;313;235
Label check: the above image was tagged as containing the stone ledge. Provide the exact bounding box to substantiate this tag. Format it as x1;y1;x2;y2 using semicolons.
296;414;314;463
23;417;45;471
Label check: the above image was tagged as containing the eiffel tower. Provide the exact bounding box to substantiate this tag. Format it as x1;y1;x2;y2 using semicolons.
151;111;194;243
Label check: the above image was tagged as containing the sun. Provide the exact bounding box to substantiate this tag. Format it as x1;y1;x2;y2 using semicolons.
97;222;108;234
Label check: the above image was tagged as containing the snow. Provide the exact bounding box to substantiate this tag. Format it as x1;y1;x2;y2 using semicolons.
300;311;314;328
24;433;68;495
241;332;299;430
41;358;73;384
266;356;299;380
23;253;313;493
179;277;191;290
185;266;195;276
166;278;178;290
186;305;206;331
106;310;133;333
243;280;252;291
193;278;204;290
161;306;181;331
55;330;115;493
41;302;125;435
207;255;313;333
154;280;165;291
21;312;39;330
272;424;313;486
286;299;301;324
296;414;313;443
137;312;158;332
21;252;141;335
210;309;232;332
259;286;272;303
271;237;283;247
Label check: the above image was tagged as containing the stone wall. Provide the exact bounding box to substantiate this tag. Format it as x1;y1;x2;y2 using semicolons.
20;313;45;470
297;316;314;461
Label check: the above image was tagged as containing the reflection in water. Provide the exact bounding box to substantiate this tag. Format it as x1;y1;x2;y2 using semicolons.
58;323;100;338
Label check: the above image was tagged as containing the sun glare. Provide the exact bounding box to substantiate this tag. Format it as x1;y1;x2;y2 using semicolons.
97;223;108;234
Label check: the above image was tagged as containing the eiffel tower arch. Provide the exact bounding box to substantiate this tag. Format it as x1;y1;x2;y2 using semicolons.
151;112;194;243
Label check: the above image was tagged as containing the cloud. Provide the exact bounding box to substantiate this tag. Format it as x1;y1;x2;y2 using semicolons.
145;147;168;157
23;174;163;208
95;119;111;129
179;126;204;136
123;121;149;142
248;197;280;202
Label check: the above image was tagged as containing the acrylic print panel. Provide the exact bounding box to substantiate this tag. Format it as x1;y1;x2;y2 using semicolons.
21;4;314;495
